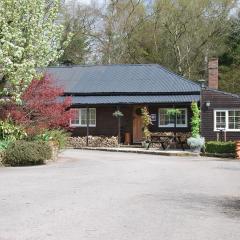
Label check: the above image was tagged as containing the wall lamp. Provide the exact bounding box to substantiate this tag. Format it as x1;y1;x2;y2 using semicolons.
206;101;211;108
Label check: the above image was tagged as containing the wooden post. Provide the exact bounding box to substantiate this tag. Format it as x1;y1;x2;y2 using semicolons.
118;117;121;145
86;107;89;146
173;105;176;140
117;106;121;145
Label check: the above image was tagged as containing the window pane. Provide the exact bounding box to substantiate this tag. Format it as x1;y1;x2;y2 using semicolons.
228;110;240;129
81;119;87;125
216;111;226;130
159;109;173;126
70;109;80;125
89;109;96;126
176;109;186;125
80;109;87;125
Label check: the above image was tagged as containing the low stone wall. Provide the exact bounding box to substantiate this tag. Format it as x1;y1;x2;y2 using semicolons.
68;136;118;148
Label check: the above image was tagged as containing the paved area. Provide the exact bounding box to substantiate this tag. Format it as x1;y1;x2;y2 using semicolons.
0;150;240;240
80;146;199;156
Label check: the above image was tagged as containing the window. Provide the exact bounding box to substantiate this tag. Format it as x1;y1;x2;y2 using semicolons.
229;110;240;130
70;108;96;127
214;109;240;131
158;108;188;127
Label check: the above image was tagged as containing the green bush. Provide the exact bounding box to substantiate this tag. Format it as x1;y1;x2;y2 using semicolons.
0;119;27;141
34;129;70;149
3;140;52;166
205;141;236;154
0;140;12;151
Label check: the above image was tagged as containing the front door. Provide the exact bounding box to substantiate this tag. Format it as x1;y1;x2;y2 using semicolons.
132;106;143;143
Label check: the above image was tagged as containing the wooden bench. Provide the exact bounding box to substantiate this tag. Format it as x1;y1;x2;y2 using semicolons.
146;132;191;151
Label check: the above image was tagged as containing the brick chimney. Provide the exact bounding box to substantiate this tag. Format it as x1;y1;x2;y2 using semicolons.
208;58;218;89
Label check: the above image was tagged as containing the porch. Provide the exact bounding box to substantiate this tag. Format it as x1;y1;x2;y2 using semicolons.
70;102;194;146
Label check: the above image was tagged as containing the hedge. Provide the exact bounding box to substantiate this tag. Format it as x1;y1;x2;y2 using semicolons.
3;140;52;166
205;141;236;154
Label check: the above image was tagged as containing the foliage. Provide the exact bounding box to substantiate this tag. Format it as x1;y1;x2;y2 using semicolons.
187;136;205;148
141;107;152;140
34;129;70;149
59;1;91;64
166;108;181;128
0;119;26;141
166;109;181;116
113;110;124;118
0;140;11;151
0;0;69;102
1;75;72;137
205;141;236;154
3;140;52;166
190;102;201;138
219;18;240;94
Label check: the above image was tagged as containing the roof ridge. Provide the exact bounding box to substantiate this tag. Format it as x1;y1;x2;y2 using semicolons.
46;64;159;68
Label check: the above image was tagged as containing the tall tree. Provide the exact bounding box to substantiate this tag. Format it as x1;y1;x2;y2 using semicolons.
0;0;67;102
124;0;235;79
59;0;95;64
219;17;240;93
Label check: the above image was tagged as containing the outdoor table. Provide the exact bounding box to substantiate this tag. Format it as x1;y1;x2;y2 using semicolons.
146;134;186;151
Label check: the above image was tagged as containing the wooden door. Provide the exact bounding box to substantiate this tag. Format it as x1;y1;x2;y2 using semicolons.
133;106;143;143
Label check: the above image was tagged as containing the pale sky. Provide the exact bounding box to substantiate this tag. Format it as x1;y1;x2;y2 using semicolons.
66;0;105;5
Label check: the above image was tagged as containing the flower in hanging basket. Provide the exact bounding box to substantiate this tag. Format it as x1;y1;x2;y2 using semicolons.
113;110;124;118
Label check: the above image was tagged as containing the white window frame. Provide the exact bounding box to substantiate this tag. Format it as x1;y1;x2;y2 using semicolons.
214;109;240;132
158;108;188;128
70;108;96;127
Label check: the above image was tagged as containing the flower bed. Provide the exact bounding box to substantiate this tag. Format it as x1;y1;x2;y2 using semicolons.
67;136;118;148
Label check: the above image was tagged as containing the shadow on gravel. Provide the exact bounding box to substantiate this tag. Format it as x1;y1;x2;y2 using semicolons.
182;194;240;218
220;199;240;218
137;193;240;218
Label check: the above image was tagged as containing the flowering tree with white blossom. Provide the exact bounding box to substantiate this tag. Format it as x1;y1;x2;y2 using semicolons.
0;0;68;102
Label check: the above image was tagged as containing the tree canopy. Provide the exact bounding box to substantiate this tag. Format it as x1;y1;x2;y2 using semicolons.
0;0;67;102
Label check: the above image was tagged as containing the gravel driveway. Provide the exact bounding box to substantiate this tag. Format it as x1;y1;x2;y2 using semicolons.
0;149;240;240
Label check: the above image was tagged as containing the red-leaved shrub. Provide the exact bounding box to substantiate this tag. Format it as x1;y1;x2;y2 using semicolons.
1;75;72;136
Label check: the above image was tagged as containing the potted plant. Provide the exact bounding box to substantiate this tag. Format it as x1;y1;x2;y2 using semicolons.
141;107;152;149
187;101;205;152
187;135;205;152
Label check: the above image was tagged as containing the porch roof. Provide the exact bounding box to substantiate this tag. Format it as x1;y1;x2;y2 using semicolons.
69;94;200;105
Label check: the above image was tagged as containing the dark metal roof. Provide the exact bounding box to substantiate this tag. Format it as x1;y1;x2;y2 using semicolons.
67;95;200;105
45;64;201;94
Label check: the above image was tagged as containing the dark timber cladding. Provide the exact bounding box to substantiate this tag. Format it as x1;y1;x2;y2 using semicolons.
202;89;240;141
70;104;193;139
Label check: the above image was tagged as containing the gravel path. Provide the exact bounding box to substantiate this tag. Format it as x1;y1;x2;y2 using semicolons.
0;149;240;240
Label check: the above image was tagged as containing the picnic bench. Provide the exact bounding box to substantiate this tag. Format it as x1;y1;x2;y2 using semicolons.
146;132;191;151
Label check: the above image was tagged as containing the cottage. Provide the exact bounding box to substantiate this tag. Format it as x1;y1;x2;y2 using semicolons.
45;59;240;143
